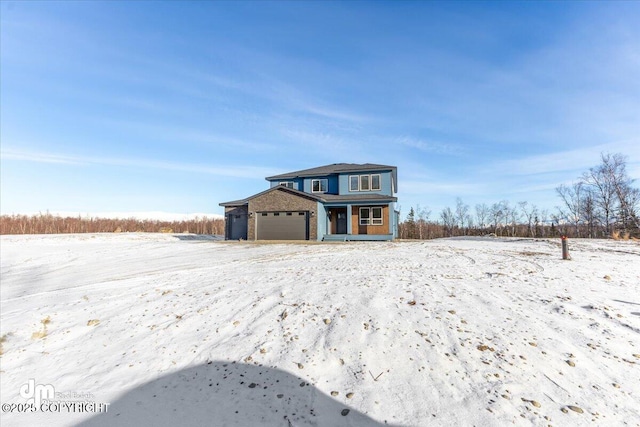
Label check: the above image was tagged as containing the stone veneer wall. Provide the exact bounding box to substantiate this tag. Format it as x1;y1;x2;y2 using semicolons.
224;206;248;216
248;190;317;240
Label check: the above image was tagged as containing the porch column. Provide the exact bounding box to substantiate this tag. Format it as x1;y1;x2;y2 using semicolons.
388;203;394;235
346;204;352;234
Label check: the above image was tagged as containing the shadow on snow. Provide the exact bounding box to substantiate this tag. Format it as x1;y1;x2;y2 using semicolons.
172;234;224;241
77;361;396;427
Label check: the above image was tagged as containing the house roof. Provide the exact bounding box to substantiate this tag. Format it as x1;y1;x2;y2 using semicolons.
266;162;396;178
219;185;397;207
321;194;397;203
219;185;324;207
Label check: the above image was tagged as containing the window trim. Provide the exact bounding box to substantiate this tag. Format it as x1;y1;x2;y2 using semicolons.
370;174;381;191
311;178;328;193
359;207;371;225
359;175;370;191
349;174;382;192
349;175;359;192
359;206;383;226
371;207;383;225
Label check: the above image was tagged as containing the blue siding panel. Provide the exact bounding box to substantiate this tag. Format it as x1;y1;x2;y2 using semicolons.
268;179;302;190
316;202;327;241
301;176;338;195
338;170;393;196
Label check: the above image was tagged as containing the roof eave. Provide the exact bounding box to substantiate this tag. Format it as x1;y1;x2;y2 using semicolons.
220;185;326;207
219;200;248;207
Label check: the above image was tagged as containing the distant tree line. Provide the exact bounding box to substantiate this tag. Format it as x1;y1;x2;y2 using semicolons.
398;153;639;240
0;213;225;235
3;153;636;240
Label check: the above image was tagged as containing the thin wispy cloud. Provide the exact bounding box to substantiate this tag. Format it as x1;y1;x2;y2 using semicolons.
401;179;483;196
394;136;464;156
1;148;83;165
1;147;274;180
490;140;640;177
1;2;638;215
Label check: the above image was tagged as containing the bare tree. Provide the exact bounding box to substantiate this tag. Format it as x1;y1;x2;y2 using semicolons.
601;153;640;231
538;209;549;237
475;203;489;232
0;214;225;235
440;207;456;237
455;198;469;235
506;203;520;237
582;154;617;234
416;204;431;240
518;201;538;237
465;214;474;234
580;189;599;238
556;182;584;237
620;187;640;231
490;201;507;236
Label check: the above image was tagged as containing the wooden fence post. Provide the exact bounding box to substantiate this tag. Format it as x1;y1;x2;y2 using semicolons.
561;236;570;260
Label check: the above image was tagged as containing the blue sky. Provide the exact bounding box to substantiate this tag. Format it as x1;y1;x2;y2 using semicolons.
1;1;639;220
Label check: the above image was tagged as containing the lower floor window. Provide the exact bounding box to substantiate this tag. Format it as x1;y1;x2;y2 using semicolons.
359;207;383;225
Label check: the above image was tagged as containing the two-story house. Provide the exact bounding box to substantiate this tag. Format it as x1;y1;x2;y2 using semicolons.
219;163;399;241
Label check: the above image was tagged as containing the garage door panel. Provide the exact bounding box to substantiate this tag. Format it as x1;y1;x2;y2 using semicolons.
257;211;308;240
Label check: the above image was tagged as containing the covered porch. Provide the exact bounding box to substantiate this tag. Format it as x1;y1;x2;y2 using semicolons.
321;203;395;241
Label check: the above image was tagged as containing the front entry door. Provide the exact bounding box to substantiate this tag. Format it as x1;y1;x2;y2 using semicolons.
336;209;347;234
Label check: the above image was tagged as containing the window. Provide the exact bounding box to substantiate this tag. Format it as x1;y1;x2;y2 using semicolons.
279;182;294;189
359;207;383;226
371;207;383;225
312;179;327;193
350;174;382;192
371;174;381;191
360;175;370;191
273;212;280;216
349;176;359;192
359;207;370;225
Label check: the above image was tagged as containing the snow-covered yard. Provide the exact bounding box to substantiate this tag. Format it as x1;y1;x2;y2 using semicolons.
1;233;639;426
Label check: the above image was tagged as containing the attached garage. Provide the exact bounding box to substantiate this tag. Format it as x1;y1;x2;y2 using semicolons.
256;211;308;240
220;186;319;241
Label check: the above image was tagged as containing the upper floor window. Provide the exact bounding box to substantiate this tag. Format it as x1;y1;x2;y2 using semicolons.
312;179;328;193
371;174;381;191
349;174;381;192
360;175;370;191
350;176;359;192
279;182;294;189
